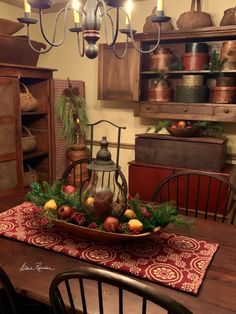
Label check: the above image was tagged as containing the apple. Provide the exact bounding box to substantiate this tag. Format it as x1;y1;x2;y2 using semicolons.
177;121;186;128
141;207;151;219
57;205;74;220
103;217;120;232
63;185;76;194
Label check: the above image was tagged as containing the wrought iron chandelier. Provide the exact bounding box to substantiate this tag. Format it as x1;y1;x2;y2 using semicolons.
18;0;170;59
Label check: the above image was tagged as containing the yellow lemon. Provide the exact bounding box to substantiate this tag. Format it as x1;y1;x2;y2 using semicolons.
44;199;57;211
86;196;94;207
124;209;136;219
128;219;144;233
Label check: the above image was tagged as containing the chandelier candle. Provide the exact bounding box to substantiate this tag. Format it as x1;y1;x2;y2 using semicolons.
72;0;80;24
24;0;31;18
125;0;133;27
157;0;164;12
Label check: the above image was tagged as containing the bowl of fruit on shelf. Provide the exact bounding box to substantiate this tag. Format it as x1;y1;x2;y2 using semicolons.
147;120;224;138
166;120;201;137
26;181;186;243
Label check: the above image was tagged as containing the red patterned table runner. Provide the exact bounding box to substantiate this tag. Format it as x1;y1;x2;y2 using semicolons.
0;202;218;295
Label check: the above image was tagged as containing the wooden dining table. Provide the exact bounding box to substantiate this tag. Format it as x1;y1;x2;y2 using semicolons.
0;217;235;314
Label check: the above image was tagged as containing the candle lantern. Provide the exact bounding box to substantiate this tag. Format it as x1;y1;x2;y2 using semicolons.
81;120;127;221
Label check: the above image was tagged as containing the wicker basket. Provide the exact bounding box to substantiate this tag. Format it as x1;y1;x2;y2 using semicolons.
23;165;39;186
177;0;213;30
220;7;236;26
22;126;37;153
20;83;38;112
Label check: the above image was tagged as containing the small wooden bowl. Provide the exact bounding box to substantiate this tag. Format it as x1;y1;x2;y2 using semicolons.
0;18;24;35
166;126;201;137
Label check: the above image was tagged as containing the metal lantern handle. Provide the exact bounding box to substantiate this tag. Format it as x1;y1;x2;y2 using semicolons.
87;120;126;168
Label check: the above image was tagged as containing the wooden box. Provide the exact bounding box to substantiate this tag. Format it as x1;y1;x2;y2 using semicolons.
135;134;227;172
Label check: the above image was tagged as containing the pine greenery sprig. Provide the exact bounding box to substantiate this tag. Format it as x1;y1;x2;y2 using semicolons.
55;78;88;147
146;120;171;133
208;50;227;74
26;181;81;209
127;195;192;232
25;182;48;206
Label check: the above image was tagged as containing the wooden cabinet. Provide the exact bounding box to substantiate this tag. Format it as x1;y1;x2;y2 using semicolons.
98;42;140;101
135;26;236;122
128;161;235;205
0;63;55;198
98;25;236;122
0;77;22;193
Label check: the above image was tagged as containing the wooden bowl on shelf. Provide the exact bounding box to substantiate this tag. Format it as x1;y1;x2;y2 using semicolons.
0;18;24;35
166;126;201;137
50;218;161;243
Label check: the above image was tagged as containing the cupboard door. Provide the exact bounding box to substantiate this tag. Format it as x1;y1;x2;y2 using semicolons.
98;42;140;101
128;162;173;201
0;78;22;194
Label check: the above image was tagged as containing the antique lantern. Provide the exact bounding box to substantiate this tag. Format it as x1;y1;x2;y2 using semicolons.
81;136;127;221
81;121;127;222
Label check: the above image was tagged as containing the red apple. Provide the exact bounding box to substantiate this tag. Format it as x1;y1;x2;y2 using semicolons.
63;185;76;194
170;123;177;129
58;205;74;220
103;217;120;233
141;207;151;219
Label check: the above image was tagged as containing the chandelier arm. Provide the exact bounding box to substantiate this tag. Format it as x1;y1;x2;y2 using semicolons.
106;8;119;47
76;31;85;57
100;9;116;46
112;36;129;59
26;25;53;54
129;22;161;53
96;0;119;47
38;1;71;47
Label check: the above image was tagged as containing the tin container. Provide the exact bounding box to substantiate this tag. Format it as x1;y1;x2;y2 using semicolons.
183;53;209;71
175;86;209;103
185;43;209;53
182;75;204;87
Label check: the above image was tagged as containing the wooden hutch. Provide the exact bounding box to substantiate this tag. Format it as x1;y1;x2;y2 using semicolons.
98;26;236;201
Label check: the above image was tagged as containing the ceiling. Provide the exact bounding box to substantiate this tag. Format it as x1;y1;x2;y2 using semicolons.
1;0;146;13
0;0;67;13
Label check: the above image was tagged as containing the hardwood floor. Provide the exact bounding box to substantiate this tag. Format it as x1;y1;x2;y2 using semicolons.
0;188;28;213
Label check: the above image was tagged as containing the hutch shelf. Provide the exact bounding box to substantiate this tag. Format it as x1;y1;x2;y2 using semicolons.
98;25;236;122
0;63;56;198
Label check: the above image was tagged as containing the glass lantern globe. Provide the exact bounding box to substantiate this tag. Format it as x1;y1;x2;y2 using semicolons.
81;136;127;221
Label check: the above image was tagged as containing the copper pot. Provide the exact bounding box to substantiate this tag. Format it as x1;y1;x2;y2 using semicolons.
221;41;236;70
216;76;236;87
149;48;173;71
211;86;236;104
147;81;173;102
